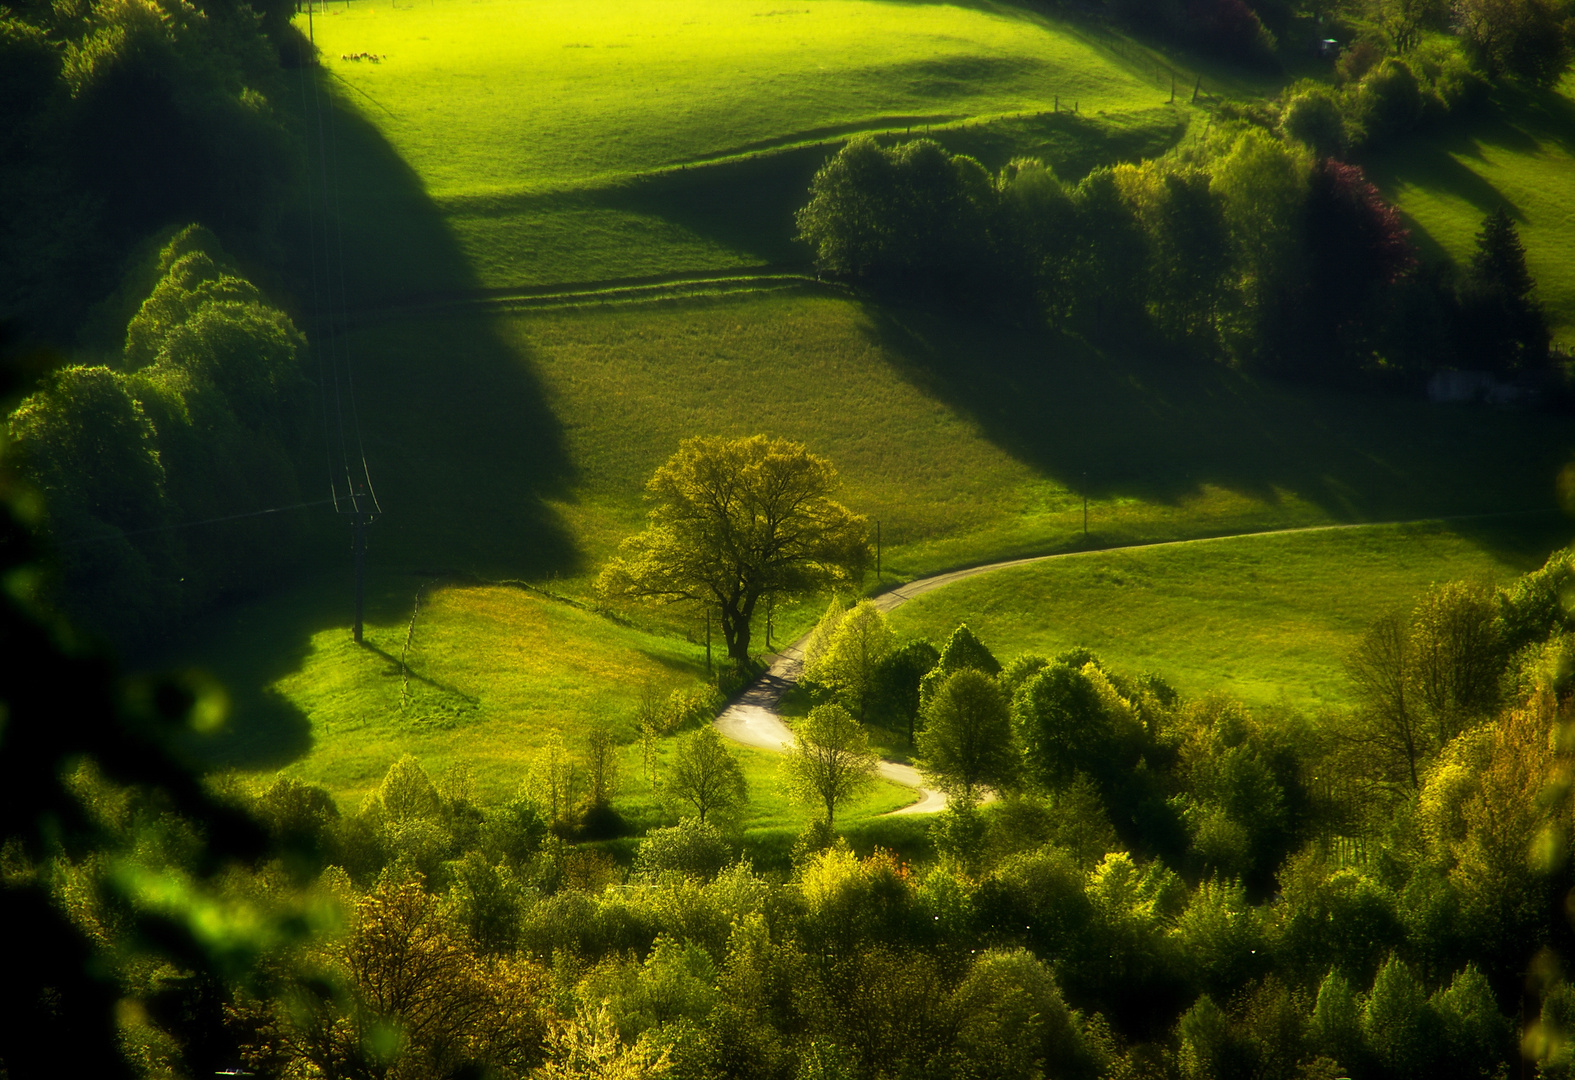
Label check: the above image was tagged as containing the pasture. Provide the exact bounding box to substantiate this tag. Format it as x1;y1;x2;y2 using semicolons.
181;0;1575;827
182;572;918;828
294;0;1194;296
884;517;1572;712
1370;77;1575;347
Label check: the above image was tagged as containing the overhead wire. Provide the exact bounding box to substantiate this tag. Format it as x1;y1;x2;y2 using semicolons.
296;51;341;509
305;39;358;512
320;68;381;515
59;499;339;547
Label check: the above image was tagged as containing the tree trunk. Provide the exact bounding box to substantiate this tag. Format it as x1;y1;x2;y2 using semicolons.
722;603;750;662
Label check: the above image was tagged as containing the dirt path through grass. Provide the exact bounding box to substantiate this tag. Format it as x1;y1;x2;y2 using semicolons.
716;510;1560;815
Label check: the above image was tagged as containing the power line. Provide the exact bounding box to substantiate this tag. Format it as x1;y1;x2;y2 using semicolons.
306;55;356;510
320;71;380;515
296;57;340;507
58;499;338;548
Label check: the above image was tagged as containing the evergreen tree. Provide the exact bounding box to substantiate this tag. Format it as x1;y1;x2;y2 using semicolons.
1459;207;1549;374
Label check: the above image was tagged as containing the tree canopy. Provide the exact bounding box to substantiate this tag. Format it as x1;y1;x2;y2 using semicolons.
597;435;869;662
781;704;880;826
666;727;748;824
915;668;1017;807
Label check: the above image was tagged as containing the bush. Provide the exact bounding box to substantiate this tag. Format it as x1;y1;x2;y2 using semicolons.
796;136;1000;307
1281;85;1347;157
1355;59;1424;146
635;819;735;882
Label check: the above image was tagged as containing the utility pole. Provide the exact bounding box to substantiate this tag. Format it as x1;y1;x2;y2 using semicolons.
876;520;881;581
306;0;314;47
353;507;366;643
1082;471;1088;538
339;480;377;645
705;611;712;676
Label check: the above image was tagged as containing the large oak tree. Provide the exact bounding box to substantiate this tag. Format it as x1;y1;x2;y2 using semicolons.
598;435;869;662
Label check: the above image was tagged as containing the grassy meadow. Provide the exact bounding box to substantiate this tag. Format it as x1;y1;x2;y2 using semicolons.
294;0;1195;296
179;571;918;827
168;0;1575;830
885;517;1572;712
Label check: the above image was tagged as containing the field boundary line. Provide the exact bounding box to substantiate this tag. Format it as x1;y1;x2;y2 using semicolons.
327;265;829;328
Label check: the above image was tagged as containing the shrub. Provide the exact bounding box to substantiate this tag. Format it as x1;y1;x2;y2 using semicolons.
635;819;735;882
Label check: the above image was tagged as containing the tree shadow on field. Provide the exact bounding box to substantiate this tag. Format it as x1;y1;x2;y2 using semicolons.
1440;514;1573;574
592;110;1187;268
858;305;1575;524
1362;89;1575;255
162;574;350;772
592;145;833;268
278;72;578;583
158;72;580;774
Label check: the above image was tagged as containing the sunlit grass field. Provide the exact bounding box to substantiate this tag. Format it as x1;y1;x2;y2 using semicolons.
885;518;1571;712
346;291;1575;599
295;0;1193;293
183;574;917;826
181;0;1575;829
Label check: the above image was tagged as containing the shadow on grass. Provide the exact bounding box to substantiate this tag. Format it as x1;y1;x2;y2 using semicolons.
632;647;711;680
586;109;1189;269
165;573;350;772
361;641;481;705
281;73;579;582
1442;513;1574;573
858;304;1575;523
165;73;583;772
1364;87;1575;250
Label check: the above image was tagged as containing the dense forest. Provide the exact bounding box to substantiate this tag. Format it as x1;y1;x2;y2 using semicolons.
5;0;1575;1075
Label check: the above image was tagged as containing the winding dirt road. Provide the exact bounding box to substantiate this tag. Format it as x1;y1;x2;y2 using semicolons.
712;511;1558;815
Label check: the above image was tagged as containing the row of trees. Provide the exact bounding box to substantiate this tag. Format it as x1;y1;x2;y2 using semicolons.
796;125;1550;383
6;226;313;643
1084;0;1575;86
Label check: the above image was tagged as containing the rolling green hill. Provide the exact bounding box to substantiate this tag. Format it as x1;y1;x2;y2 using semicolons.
292;0;1196;297
884;518;1571;712
168;0;1575;816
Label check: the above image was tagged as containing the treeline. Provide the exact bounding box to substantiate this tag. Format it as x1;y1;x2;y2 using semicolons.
1068;0;1574;84
22;540;1575;1080
797;124;1552;385
0;0;307;341
6;225;312;642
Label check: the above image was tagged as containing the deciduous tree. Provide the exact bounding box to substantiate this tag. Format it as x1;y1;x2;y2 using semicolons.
915;669;1017;806
598;435;869;662
804;599;895;721
781;704;880;827
666;727;748;824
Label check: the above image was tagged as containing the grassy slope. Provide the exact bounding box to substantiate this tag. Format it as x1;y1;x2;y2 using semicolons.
299;0;1189;294
885;518;1571;712
182;573;915;820
353;293;1575;590
1367;76;1575;346
185;1;1575;827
